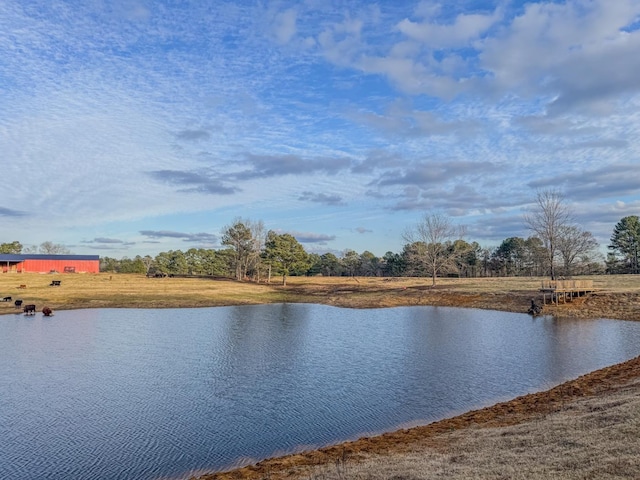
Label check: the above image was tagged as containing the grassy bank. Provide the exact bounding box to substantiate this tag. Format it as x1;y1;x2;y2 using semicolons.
0;273;286;314
1;273;640;320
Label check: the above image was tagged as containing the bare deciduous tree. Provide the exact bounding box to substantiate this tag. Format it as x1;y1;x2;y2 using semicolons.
403;213;466;286
524;190;571;280
248;219;266;281
557;225;598;277
221;219;254;281
39;241;71;255
141;255;155;275
221;218;265;281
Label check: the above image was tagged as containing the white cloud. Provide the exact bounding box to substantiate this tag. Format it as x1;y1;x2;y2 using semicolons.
272;8;297;44
480;0;640;113
317;17;364;66
397;10;500;48
1;0;639;257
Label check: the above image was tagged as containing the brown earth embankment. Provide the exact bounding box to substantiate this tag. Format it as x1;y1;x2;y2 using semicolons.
194;355;640;480
282;276;640;321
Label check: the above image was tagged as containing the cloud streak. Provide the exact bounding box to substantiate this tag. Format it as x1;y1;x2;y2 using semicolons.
140;231;218;244
0;0;638;256
0;207;28;217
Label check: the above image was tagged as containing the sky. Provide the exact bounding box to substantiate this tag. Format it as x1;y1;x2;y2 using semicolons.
1;0;639;258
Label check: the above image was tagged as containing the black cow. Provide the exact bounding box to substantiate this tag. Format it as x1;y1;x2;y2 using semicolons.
528;298;543;316
2;296;11;302
23;304;36;315
14;299;23;308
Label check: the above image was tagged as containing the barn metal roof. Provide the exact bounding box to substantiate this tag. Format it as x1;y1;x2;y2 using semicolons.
0;254;100;261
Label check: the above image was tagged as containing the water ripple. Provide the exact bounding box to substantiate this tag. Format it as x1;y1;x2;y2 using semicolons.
1;305;640;479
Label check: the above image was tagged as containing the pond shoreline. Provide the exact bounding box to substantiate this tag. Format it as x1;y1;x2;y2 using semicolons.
2;274;639;478
1;274;639;322
180;277;640;480
193;354;640;480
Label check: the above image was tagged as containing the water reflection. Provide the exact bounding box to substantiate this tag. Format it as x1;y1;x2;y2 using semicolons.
1;304;639;480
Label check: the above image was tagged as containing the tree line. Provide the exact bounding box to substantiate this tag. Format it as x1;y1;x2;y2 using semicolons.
2;191;639;282
0;241;71;255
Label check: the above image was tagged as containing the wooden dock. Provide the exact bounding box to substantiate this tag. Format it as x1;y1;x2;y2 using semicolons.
540;279;596;305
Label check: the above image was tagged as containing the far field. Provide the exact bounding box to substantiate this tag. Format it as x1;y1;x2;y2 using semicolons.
1;273;639;320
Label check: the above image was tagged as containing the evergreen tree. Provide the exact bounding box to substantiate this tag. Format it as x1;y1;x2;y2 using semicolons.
263;231;310;285
0;241;23;253
609;216;640;274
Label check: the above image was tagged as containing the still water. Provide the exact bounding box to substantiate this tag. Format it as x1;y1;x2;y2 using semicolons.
1;304;640;480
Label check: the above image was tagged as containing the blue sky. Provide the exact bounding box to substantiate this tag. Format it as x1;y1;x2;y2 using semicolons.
1;0;639;258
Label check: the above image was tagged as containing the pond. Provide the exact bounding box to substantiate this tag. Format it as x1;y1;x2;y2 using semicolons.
1;304;640;480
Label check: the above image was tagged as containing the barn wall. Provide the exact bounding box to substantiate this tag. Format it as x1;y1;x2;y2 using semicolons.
22;259;100;274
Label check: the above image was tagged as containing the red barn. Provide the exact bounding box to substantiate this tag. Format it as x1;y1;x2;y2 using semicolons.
0;254;100;274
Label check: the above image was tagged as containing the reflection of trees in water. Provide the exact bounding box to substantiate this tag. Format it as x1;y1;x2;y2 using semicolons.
542;317;636;383
218;304;310;379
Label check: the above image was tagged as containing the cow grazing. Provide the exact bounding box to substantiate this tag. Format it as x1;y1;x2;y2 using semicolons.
2;296;11;302
23;304;36;315
42;306;53;317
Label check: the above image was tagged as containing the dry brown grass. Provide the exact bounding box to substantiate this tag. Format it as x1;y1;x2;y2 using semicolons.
1;273;640;320
281;273;640;293
0;273;287;315
303;378;640;480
